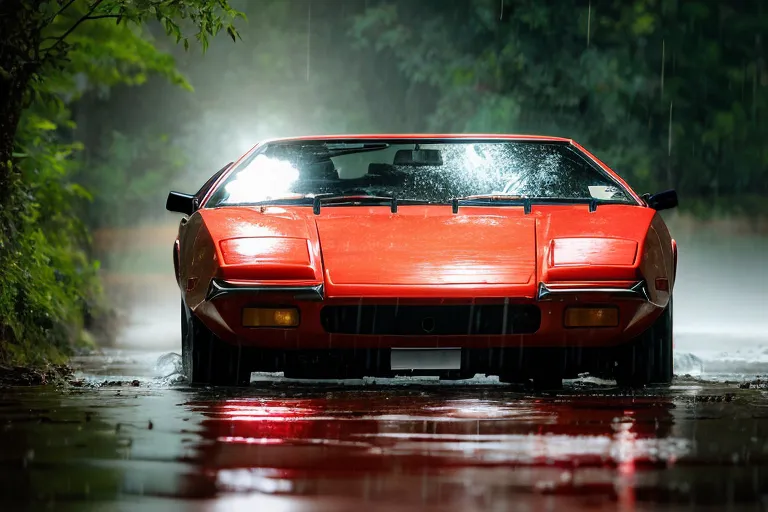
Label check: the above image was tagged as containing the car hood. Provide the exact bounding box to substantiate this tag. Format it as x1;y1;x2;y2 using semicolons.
197;204;658;300
315;213;536;288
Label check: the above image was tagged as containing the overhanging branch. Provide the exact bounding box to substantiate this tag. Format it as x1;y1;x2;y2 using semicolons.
46;0;78;25
40;0;108;58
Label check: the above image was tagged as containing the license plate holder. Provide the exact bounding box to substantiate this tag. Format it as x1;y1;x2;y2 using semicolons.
390;348;461;370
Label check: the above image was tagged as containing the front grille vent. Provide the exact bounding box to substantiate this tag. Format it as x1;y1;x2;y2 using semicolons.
320;304;540;335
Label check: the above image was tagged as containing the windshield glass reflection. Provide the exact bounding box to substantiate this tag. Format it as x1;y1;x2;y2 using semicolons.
207;141;633;206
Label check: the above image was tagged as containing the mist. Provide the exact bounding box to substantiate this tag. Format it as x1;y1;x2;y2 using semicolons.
672;219;768;374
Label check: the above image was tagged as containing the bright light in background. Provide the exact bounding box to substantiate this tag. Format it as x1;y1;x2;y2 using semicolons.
464;143;488;169
462;143;527;194
222;154;300;204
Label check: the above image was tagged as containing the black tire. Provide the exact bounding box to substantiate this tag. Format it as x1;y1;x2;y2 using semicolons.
282;349;385;380
181;301;253;386
497;349;565;390
498;364;565;390
530;375;564;391
614;297;674;388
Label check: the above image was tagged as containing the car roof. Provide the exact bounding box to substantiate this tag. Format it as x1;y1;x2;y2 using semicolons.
261;134;572;143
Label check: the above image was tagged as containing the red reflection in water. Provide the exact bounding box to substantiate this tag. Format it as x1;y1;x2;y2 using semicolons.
177;392;682;506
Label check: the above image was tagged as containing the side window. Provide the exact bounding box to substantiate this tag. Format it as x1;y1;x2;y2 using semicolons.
195;162;232;204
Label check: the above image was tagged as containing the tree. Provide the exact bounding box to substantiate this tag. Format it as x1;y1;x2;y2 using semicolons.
0;0;242;205
0;0;242;364
352;0;768;204
71;0;420;223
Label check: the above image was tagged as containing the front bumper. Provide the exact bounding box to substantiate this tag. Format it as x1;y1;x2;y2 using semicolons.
193;278;660;350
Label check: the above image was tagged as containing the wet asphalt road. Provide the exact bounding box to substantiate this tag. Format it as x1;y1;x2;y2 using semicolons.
2;352;768;511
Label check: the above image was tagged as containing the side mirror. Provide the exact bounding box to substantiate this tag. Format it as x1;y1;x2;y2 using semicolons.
643;189;678;211
166;191;195;216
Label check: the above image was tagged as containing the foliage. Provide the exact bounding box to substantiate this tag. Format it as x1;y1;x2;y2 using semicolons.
170;0;385;172
95;0;766;209
0;0;241;365
95;0;429;184
351;0;768;200
78;130;187;228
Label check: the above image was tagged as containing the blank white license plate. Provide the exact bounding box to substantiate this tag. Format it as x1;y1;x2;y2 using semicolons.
390;348;461;370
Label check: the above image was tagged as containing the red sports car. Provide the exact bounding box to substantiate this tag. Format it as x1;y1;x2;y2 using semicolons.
166;135;678;388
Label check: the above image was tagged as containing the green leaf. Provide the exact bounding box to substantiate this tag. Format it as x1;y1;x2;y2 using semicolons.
66;183;93;201
30;118;57;131
632;14;655;36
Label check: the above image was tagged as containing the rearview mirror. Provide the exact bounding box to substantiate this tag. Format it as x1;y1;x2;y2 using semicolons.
166;191;195;216
644;189;678;211
393;149;443;167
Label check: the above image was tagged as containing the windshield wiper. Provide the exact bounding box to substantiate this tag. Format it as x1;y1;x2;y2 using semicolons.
322;142;390;157
451;195;599;214
451;195;531;214
219;193;430;212
215;196;314;208
524;197;599;212
312;194;424;215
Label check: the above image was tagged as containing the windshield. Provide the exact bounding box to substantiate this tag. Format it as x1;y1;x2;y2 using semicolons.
205;140;634;207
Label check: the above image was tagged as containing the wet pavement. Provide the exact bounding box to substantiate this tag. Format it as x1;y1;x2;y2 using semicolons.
1;352;768;511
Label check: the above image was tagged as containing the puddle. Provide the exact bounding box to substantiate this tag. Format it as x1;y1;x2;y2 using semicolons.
1;359;766;510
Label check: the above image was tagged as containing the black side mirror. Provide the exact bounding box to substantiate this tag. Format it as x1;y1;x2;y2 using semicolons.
643;189;678;211
166;191;195;216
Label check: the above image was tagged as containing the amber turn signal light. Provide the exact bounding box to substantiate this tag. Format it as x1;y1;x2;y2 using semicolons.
242;307;300;327
564;307;619;328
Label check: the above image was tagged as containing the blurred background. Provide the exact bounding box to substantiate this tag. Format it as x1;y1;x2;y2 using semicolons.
7;0;767;369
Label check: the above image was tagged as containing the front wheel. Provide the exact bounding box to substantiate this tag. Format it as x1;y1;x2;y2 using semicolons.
614;298;674;388
181;301;253;386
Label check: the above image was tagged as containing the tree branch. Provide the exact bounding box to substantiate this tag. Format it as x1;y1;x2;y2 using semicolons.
39;15;122;43
82;14;122;21
46;0;78;25
40;0;107;57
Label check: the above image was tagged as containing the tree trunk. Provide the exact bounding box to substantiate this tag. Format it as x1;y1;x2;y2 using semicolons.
0;77;26;207
0;0;35;218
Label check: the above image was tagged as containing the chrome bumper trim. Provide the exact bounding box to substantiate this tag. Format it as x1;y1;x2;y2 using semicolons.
537;280;649;301
207;279;324;301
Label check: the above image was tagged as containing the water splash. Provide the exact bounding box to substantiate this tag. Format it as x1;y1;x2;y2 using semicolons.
673;352;704;376
154;352;186;385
